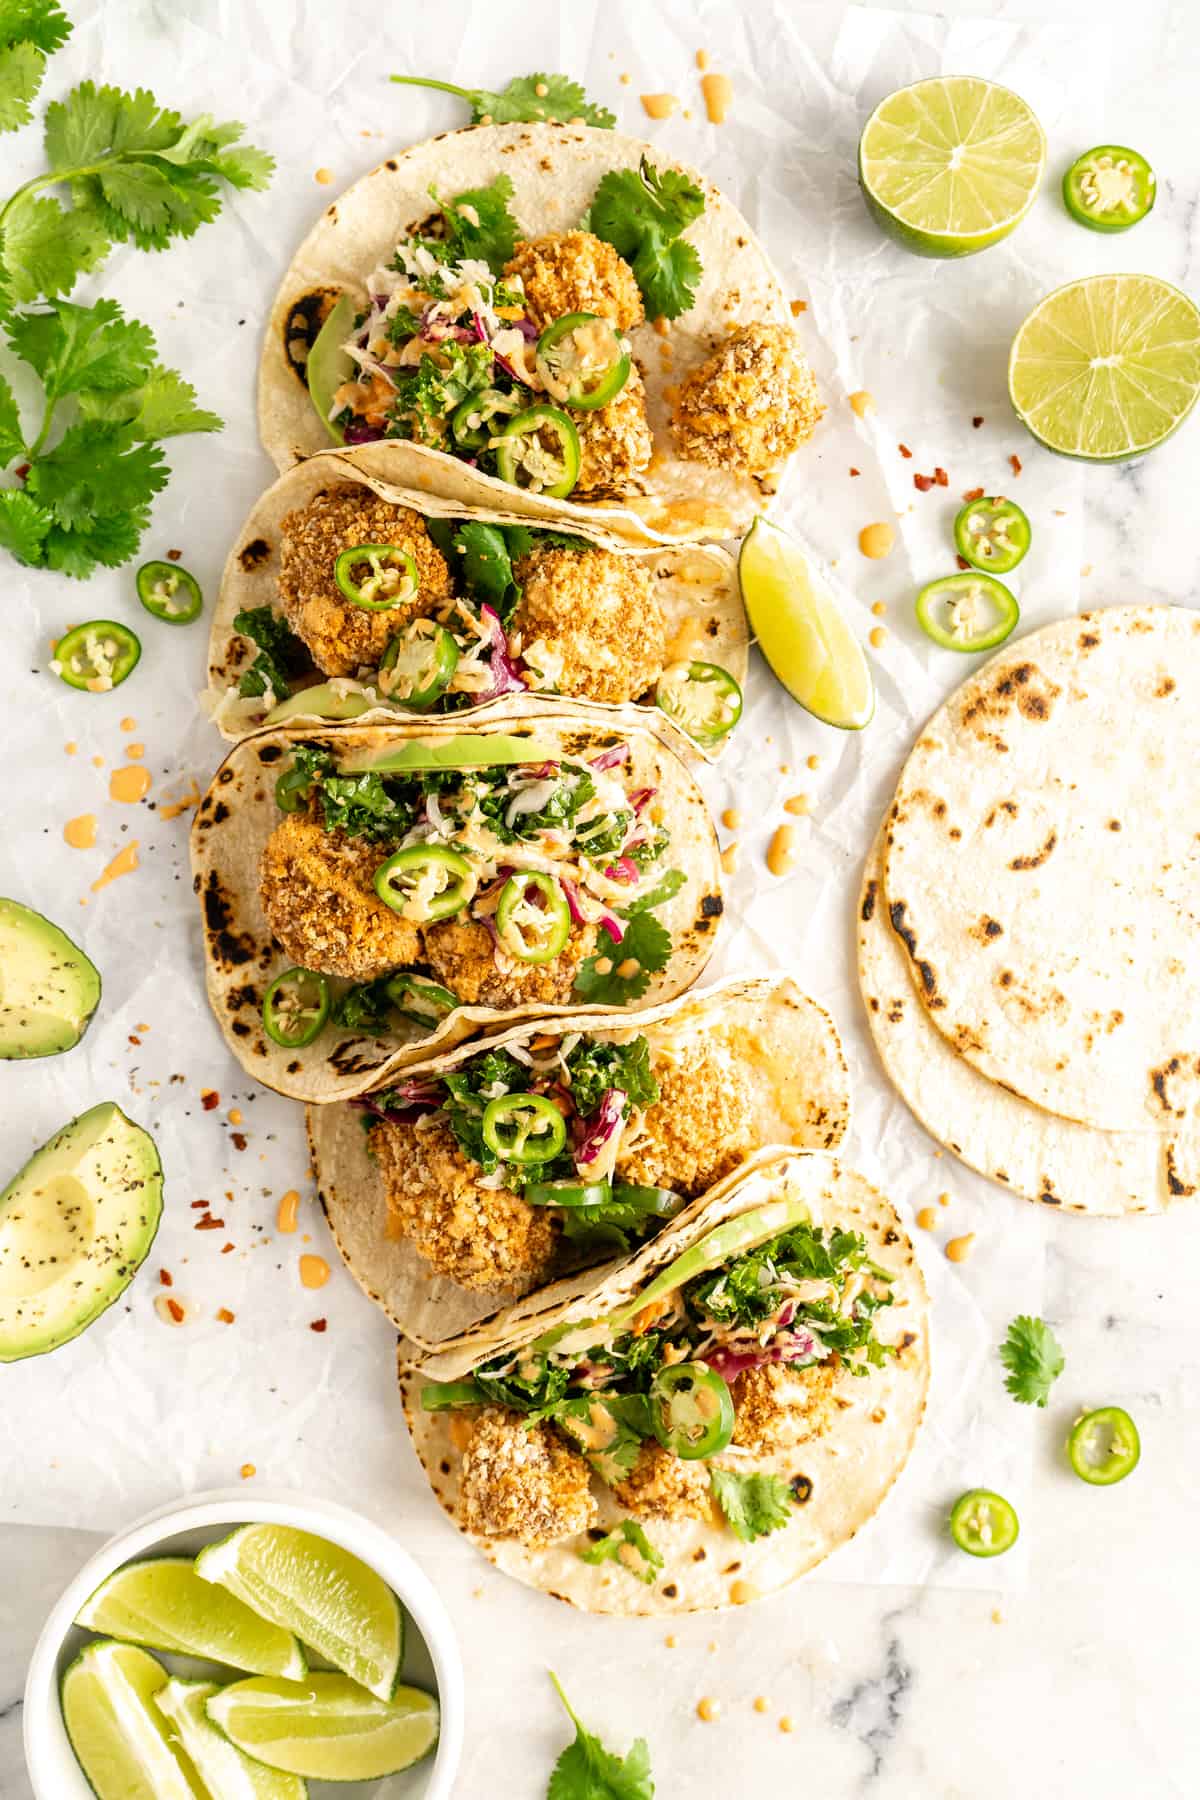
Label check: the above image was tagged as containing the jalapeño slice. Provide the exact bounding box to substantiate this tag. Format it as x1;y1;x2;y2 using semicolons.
915;573;1019;652
495;873;571;964
650;1362;735;1460
334;543;420;611
1067;1407;1140;1486
655;660;744;746
1063;146;1155;233
535;312;631;411
953;497;1031;574
610;1182;686;1220
495;405;581;498
481;1093;568;1164
384;971;459;1024
136;561;202;623
949;1488;1019;1557
525;1178;615;1208
262;967;330;1047
53;621;141;692
379;620;460;710
373;845;476;919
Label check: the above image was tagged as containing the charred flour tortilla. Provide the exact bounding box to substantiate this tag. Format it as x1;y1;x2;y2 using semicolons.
207;448;746;747
859;832;1200;1215
310;975;851;1345
883;607;1200;1135
191;712;721;1104
399;1150;928;1615
259;122;803;542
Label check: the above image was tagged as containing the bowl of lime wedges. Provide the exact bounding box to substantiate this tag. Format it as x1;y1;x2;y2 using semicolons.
24;1489;464;1800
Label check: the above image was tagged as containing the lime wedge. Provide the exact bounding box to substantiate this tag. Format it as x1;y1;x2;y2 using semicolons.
206;1674;439;1781
195;1525;402;1701
155;1679;306;1800
60;1640;202;1800
737;517;874;730
76;1556;306;1679
859;76;1045;256
1008;274;1200;460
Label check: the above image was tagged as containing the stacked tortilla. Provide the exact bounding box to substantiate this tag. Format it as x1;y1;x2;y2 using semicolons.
858;605;1200;1217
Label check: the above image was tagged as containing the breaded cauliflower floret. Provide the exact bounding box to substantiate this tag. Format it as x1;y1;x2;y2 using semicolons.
422;916;598;1010
574;362;654;497
259;813;421;981
459;1406;598;1547
504;231;644;334
671;323;823;479
617;1037;754;1197
277;484;453;677
511;546;665;705
731;1359;844;1452
370;1115;559;1291
611;1440;712;1521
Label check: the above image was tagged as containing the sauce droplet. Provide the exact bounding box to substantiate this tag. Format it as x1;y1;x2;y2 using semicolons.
753;1696;770;1714
730;1580;760;1605
859;522;895;560
700;72;733;124
869;626;887;649
696;48;709;70
91;842;139;893
722;807;742;830
665;1633;678;1648
299;1253;330;1289
766;825;797;877
240;1463;256;1479
871;600;888;617
63;813;97;850
109;764;151;804
807;754;821;771
160;780;201;821
696;1697;721;1723
916;1206;938;1231
124;742;145;760
779;1716;794;1734
849;389;875;418
120;716;136;732
783;793;810;817
314;166;333;184
939;1191;951;1207
277;1190;301;1234
65;741;77;756
664;615;707;665
720;842;739;875
945;1233;976;1263
641;93;679;120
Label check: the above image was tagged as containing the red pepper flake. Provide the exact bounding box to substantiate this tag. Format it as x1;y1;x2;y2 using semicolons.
231;1132;248;1152
956;553;971;570
849;466;861;477
310;1318;328;1333
221;1242;235;1254
201;1089;220;1111
914;473;935;492
963;486;984;502
898;443;913;458
165;1298;185;1324
15;461;30;480
972;416;984;428
167;548;183;561
195;1215;226;1231
190;1199;209;1210
934;467;949;487
216;1307;236;1324
129;1034;141;1046
159;1268;173;1287
1009;454;1022;476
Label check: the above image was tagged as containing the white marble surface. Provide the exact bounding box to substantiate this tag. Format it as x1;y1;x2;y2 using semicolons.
4;0;1200;1795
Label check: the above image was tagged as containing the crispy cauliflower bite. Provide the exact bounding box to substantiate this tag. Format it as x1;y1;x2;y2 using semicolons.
259;813;420;981
277;484;454;677
458;1406;598;1547
574;361;654;497
617;1038;755;1197
731;1359;844;1452
511;545;666;704
504;231;644;333
671;322;824;478
612;1440;712;1522
370;1115;559;1291
422;915;599;1009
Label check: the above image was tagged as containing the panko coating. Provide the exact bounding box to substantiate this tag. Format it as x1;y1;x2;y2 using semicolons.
504;231;644;334
574;361;654;497
611;1440;713;1522
277;483;454;677
511;545;666;704
259;813;421;981
617;1037;755;1197
671;323;823;479
459;1407;598;1547
422;915;599;1009
731;1358;844;1452
370;1115;559;1291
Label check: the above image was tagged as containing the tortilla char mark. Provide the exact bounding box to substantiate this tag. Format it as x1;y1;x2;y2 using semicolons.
239;536;271;572
887;900;939;1002
1148;1053;1200;1121
1008;828;1057;872
282;286;343;388
1165;1144;1197;1198
200;869;258;970
958;660;1062;736
860;878;877;923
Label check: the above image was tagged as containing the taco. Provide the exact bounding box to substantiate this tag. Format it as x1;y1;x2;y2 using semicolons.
206;449;746;752
191;712;722;1104
399;1148;929;1614
259;123;821;541
310;974;851;1343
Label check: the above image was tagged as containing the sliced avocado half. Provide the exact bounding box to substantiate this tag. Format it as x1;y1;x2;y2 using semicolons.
0;1102;163;1362
338;735;562;774
265;681;377;725
306;290;358;443
0;898;101;1059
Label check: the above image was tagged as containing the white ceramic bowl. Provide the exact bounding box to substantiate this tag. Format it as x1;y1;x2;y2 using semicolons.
24;1488;464;1800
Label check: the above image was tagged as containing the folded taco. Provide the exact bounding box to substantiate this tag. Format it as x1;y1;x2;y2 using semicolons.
191;713;722;1103
260;123;822;540
310;975;851;1344
399;1149;929;1614
207;449;746;751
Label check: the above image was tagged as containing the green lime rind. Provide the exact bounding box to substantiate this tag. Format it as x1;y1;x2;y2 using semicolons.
155;1679;308;1800
76;1557;306;1679
60;1640;203;1800
737;518;875;731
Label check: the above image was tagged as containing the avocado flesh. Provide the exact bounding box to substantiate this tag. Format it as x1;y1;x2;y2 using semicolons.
306;290;358;443
0;1102;163;1361
0;897;101;1059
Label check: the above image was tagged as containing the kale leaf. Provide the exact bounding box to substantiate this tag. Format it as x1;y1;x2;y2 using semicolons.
233;606;309;700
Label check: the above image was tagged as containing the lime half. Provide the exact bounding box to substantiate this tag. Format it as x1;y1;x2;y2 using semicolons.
195;1524;403;1701
76;1556;306;1679
859;76;1045;256
1009;274;1200;460
60;1641;201;1800
155;1679;306;1800
206;1674;439;1780
738;517;875;730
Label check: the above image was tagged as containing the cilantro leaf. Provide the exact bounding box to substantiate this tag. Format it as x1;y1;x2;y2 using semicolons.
618;869;685;917
25;421;167;527
44;82;183;168
392;72;615;131
0;192;109;302
577;1520;663;1585
7;297;155;398
77;364;222;438
0;485;51;563
999;1315;1064;1408
709;1468;795;1544
0;0;72;57
573;911;672;1006
42;507;149;577
0;367;23;461
547;1673;654;1800
0;2;71;134
438;174;519;273
588;159;706;320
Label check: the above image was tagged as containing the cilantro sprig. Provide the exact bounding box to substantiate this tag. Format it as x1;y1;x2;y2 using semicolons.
709;1468;795;1543
577;1520;663;1586
0;0;72;134
392;72;615;131
547;1673;654;1800
587;159;705;320
999;1315;1065;1408
573;910;672;1006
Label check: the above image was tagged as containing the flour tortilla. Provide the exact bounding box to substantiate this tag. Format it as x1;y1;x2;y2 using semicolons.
311;973;851;1345
258;121;797;542
883;606;1200;1134
399;1149;929;1615
190;711;722;1104
859;830;1200;1215
206;447;746;749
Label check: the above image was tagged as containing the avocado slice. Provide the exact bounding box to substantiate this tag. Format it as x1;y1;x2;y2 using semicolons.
0;898;101;1059
306;290;358;442
0;1102;163;1362
338;734;562;775
265;681;377;725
